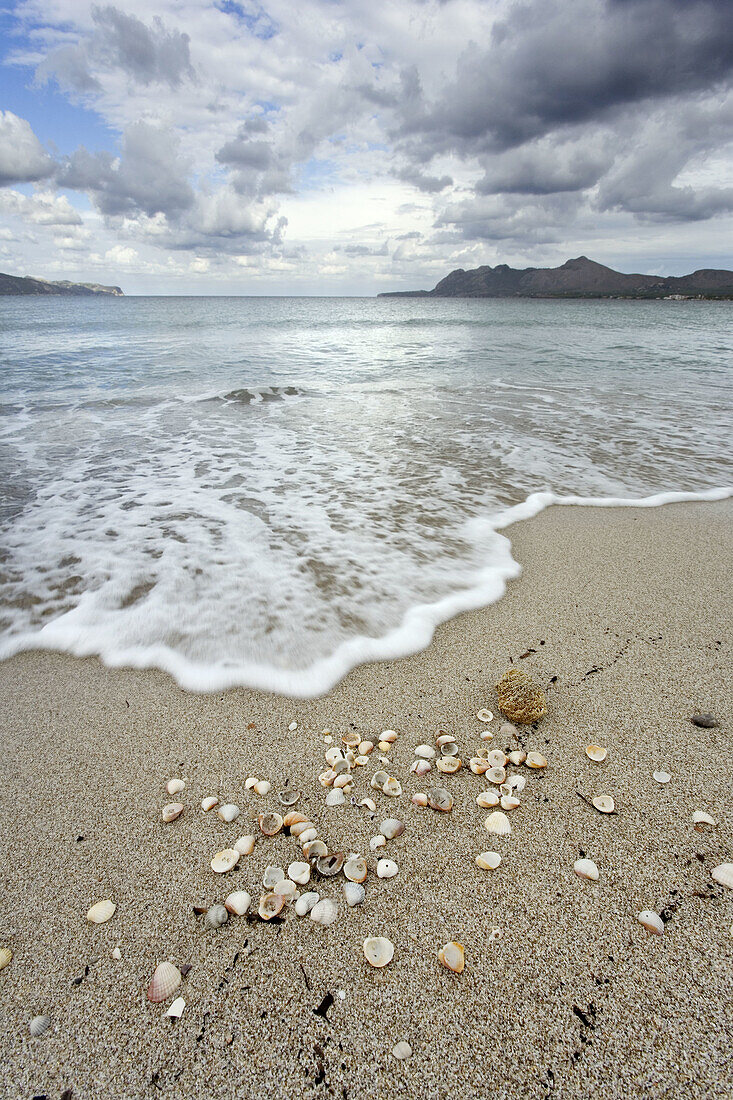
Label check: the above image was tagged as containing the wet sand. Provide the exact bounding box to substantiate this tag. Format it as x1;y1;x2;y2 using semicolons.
0;499;731;1100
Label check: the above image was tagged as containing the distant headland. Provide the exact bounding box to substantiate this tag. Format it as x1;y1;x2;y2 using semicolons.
378;256;733;300
0;272;123;297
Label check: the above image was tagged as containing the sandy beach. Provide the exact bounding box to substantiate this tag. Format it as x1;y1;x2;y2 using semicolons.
0;498;731;1100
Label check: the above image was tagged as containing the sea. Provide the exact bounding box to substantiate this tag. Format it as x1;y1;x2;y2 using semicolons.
0;295;730;696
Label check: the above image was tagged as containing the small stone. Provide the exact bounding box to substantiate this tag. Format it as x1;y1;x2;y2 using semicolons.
691;713;718;728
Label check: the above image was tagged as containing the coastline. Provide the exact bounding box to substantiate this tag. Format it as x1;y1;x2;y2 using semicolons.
0;498;731;1099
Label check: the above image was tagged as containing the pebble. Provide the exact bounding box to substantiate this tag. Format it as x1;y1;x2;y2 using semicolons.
392;1041;413;1060
691;713;718;728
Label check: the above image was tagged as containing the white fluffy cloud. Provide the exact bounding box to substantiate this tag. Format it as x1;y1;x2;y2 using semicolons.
0;111;55;185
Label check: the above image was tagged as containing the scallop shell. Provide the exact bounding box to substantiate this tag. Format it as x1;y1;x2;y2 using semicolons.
29;1015;52;1038
653;770;671;784
487;749;507;768
86;900;116;924
201;796;219;811
508;774;526;793
363;936;394;967
412;793;428;807
166;778;185;795
476;709;493;723
428;787;453;812
162;803;184;823
376;858;398;879
343;882;366;907
263;865;285;889
166;997;185;1019
234;835;256;856
224;890;251;916
692;811;716;826
278;789;301;806
414;745;436;759
326;788;346;806
574;858;599;881
526;752;548;769
380;818;404;840
316;852;345;877
637;910;664;936
310;899;338;926
383;777;402;797
486;766;506;785
369;834;387;851
437;756;461;774
476;790;499;809
295;891;319;916
211;848;240;874
344;856;368;883
438;941;465;973
204;903;229;929
381;730;398;743
484;811;511;836
217;804;240;823
507;750;526;766
253;780;271;796
592;795;615;814
258;892;286;920
259;812;284;836
0;947;12;971
288;861;311;885
711;864;733;889
476;851;502;870
585;744;607;763
147;961;182;1003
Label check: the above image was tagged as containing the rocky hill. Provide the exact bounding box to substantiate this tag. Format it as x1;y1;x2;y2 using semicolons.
0;272;123;296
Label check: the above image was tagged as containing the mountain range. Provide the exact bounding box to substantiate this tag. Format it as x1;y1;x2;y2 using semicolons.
0;272;123;296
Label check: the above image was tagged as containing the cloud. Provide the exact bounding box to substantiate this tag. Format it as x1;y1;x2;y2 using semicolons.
0;112;55;186
394;165;453;193
0;189;83;227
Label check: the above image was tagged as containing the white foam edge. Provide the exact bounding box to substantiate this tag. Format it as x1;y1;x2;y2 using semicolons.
0;485;729;697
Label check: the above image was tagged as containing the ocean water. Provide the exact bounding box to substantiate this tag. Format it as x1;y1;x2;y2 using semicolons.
0;295;730;695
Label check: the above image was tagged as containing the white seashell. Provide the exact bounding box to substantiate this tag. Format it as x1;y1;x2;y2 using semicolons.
414;745;436;759
371;770;389;791
437;756;461;774
469;758;490;774
592;795;615;814
288;861;311;885
355;755;369;766
310;899;338;926
476;851;502;870
574;858;599;881
166;778;185;795
244;777;258;790
217;804;240;823
382;777;402;796
411;760;432;777
211;848;240;874
637;910;664;936
29;1015;52;1038
258;892;286;920
359;797;377;812
653;770;671;784
166;997;185;1018
288;720;298;731
487;749;507;768
499;722;517;738
508;774;526;793
295;891;319;916
326;788;346;806
326;747;343;766
380;818;404;840
412;793;428;807
87;900;116;924
692;811;716;826
319;770;335;787
381;730;398;743
316;852;345;877
224;890;251;916
476;709;493;723
298;827;319;845
254;780;271;796
438;741;459;757
507;750;526;765
204;904;229;929
333;774;351;789
303;839;328;859
585;744;607;763
438;941;465;973
359;741;374;755
526;752;548;769
376;859;398;879
343;882;365;907
0;947;12;971
263;865;285;889
500;794;520;811
480;729;494;741
111;947;122;961
273;879;297;900
259;811;284;836
234;835;256;856
162;802;184;823
486;766;506;785
278;788;302;806
711;864;733;889
344;856;368;883
201;796;219;811
392;1041;412;1060
428;787;453;812
370;834;387;851
484;811;511;836
363;936;394;967
147;961;181;1003
476;790;500;808
332;758;350;775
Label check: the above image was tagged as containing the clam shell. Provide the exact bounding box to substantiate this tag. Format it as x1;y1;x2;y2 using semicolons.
412;793;428;807
369;834;387;851
0;947;12;971
376;858;398;879
263;865;285;889
487;749;507;768
371;770;389;791
653;770;671;784
486;766;506;785
342;731;360;747
484;811;511;836
29;1015;51;1038
283;811;308;828
344;856;368;883
592;795;615;814
476;790;499;808
278;789;301;806
273;879;297;900
162;803;184;823
204;903;229;929
325;747;343;766
166;997;185;1019
380;818;404;840
333;774;351;789
288;861;311;885
526;752;548;769
363;936;394;967
411;760;432;777
359;741;374;755
383;777;402;796
295;891;320;915
217;804;240;823
476;851;502;870
507;750;526;766
259;812;284;836
299;827;319;845
343;882;366;907
480;730;494;742
499;722;517;737
692;811;716;826
476;710;493;723
166;778;185;795
303;839;328;859
500;794;520;811
244;777;258;789
437;756;461;774
439;742;460;758
381;730;398;743
427;787;453;812
711;863;733;889
585;744;607;763
87;900;116;924
258;892;286;920
316;852;345;876
438;941;465;973
253;780;271;796
201;796;219;811
211;848;240;874
414;745;436;759
310;899;338;926
326;788;346;806
469;759;490;775
147;961;182;1003
333;758;350;775
319;769;335;787
435;734;456;749
224;890;251;916
392;1040;413;1060
378;741;392;753
574;858;599;881
234;835;256;856
637;910;664;936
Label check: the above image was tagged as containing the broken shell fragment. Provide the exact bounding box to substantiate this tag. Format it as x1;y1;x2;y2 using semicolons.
234;835;255;856
428;787;453;812
224;891;251;916
371;770;389;791
363;936;394;967
692;811;716;826
259;812;284;836
574;858;599;881
526;752;548;769
259;893;286;920
147;962;182;1003
278;789;301;806
476;709;493;723
316;852;345;877
29;1015;52;1038
376;858;398;879
637;910;664;936
437;756;461;774
166;778;185;796
585;744;607;763
303;839;328;860
310;899;338;926
508;774;526;793
711;864;733;889
476;790;500;809
162;803;184;823
263;866;285;889
369;834;387;851
204;904;229;929
273;879;297;901
333;774;351;789
411;760;432;777
380;818;405;840
653;770;671;784
592;795;615;814
412;793;428;807
476;851;502;870
484;811;511;836
211;848;240;874
201;796;219;811
295;892;319;916
0;948;12;972
359;797;377;812
438;941;465;973
383;777;402;797
507;750;526;766
166;997;185;1019
288;861;311;885
326;788;347;806
344;856;368;883
343;882;365;907
217;804;240;823
253;780;271;796
87;900;116;924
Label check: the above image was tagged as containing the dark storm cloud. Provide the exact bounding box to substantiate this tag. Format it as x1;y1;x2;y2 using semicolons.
395;166;453;193
476;139;613;195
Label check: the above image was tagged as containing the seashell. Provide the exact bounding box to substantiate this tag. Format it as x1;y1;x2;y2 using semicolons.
273;879;297;901
244;777;258;790
323;733;333;742
29;1015;52;1038
371;770;389;791
711;864;733;889
370;834;387;851
359;741;374;755
295;891;320;915
359;797;377;812
585;744;607;763
500;722;518;738
201;796;219;811
288;720;298;731
166;997;185;1019
507;750;526;766
253;780;271;796
325;747;343;766
288;861;311;885
411;760;432;777
499;783;512;796
412;793;428;807
303;839;328;859
283;811;308;828
692;811;715;826
439;742;460;757
476;790;499;808
354;755;369;766
112;947;122;960
204;903;229;929
0;947;12;971
224;890;251;916
363;936;394;967
592;795;615;814
234;835;255;856
381;730;398;744
508;774;526;793
344;856;368;883
486;766;506;785
319;770;336;787
333;758;350;776
259;812;284;836
333;774;351;789
147;961;182;1002
380;818;405;840
476;851;501;870
476;709;494;723
435;734;455;749
87;900;116;924
484;811;511;836
437;756;461;774
377;858;399;879
526;752;548;769
162;803;184;823
378;741;392;753
263;865;285;889
487;749;508;768
317;852;345;877
278;789;301;806
574;858;599;881
258;893;286;920
469;758;490;774
653;770;671;784
326;788;347;806
501;794;520;811
637;910;664;936
310;899;338;926
415;745;436;759
428;787;453;812
438;941;465;973
392;1040;413;1060
166;778;185;795
211;848;240;874
480;729;494;741
342;731;361;747
495;669;547;724
343;882;366;907
383;778;402;797
290;819;316;838
217;804;240;823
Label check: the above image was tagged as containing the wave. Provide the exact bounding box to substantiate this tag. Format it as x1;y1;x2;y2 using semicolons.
0;485;729;698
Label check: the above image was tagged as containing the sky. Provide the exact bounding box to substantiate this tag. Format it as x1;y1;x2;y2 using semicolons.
0;0;731;295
